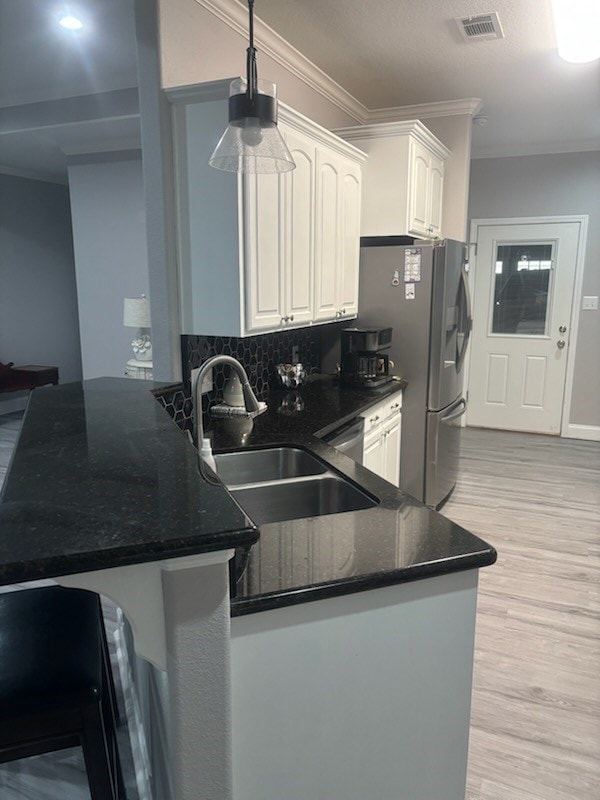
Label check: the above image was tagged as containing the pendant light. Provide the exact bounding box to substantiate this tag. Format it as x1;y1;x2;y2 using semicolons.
209;0;296;174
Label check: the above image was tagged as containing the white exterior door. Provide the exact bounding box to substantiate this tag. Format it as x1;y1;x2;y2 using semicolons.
468;221;581;434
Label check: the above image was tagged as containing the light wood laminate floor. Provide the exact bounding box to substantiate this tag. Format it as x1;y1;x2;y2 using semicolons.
444;427;600;800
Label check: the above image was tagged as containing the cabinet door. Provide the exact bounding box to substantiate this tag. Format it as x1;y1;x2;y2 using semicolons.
314;149;341;321
243;172;286;332
428;155;444;238
363;430;386;479
407;140;430;237
383;415;401;487
338;163;361;319
283;128;316;327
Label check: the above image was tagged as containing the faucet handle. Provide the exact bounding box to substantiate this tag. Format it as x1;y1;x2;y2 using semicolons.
241;381;261;414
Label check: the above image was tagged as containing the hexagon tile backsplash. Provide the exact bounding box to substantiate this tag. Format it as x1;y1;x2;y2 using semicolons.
156;329;323;433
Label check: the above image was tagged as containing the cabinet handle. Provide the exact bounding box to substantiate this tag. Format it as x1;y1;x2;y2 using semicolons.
370;415;380;424
391;403;400;410
281;316;289;323
342;309;346;314
289;314;294;322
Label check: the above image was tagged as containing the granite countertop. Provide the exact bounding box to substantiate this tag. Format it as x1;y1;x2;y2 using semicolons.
0;375;496;609
203;375;497;616
0;378;258;585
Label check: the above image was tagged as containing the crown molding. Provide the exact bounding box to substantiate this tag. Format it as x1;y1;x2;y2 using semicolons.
194;0;367;123
335;119;451;160
194;2;484;128
367;98;483;123
471;138;600;159
279;104;367;163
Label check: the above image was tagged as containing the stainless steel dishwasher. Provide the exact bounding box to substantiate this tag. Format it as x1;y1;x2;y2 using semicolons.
322;417;365;465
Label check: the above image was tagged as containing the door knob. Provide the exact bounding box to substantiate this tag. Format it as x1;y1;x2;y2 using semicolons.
557;339;566;349
559;325;567;333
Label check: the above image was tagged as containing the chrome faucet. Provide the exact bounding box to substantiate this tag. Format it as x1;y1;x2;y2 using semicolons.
193;355;262;449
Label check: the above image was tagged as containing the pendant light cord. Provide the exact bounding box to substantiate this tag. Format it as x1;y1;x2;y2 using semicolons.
246;0;257;101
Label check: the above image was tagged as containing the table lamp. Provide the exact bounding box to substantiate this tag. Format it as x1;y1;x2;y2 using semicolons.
123;295;152;362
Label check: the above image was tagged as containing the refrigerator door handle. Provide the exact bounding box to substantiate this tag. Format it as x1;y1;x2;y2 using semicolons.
442;398;467;423
456;267;472;371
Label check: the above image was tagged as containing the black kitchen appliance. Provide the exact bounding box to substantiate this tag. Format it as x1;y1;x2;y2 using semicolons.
340;327;394;389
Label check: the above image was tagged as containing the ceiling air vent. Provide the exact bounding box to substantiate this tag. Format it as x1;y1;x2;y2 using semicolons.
456;12;504;41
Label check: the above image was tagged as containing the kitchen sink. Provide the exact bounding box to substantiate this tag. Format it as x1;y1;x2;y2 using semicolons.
213;446;327;485
213;446;378;525
230;476;377;526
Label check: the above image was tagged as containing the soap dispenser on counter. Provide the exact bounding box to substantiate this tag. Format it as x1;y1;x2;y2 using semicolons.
223;370;245;408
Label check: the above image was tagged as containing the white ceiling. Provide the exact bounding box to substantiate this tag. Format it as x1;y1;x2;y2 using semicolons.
0;0;139;182
255;0;600;157
0;0;138;108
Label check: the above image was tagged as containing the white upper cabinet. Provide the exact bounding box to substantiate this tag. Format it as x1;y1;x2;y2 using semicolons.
243;171;286;332
282;127;316;328
335;120;450;240
314;149;361;322
168;80;366;337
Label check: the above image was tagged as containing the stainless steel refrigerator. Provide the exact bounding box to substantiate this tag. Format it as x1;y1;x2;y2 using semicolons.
358;237;472;508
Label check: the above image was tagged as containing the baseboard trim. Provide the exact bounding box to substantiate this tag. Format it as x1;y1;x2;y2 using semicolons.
563;424;600;442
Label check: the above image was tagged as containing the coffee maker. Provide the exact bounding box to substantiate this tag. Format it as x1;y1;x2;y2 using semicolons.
340;327;393;389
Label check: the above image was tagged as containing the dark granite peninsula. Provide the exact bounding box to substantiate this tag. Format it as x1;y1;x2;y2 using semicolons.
0;376;496;800
0;377;257;585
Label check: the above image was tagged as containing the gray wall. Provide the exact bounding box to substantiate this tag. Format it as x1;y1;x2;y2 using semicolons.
0;172;82;410
468;151;600;428
67;151;149;380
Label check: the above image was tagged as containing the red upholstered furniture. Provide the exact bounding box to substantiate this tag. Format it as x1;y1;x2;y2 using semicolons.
0;362;59;393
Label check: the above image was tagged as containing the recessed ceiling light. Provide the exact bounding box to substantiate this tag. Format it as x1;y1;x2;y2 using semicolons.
551;0;600;63
59;15;84;30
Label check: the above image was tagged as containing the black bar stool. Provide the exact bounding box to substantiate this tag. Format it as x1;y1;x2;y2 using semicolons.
0;586;124;799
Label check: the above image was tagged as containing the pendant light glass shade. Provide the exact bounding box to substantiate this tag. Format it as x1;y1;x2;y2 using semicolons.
209;78;295;174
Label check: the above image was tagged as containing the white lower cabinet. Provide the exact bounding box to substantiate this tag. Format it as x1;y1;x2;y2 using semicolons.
361;391;402;487
231;570;479;800
383;415;401;487
363;428;386;479
168;80;366;337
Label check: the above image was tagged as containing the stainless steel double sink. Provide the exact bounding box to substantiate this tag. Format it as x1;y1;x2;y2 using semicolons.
213;447;378;526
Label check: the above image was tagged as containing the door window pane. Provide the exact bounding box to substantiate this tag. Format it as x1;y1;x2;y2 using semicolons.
492;243;553;335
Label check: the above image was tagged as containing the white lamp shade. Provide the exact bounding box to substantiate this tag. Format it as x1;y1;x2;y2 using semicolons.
124;296;151;328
